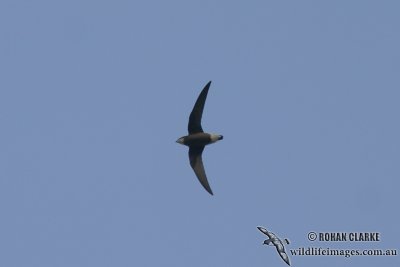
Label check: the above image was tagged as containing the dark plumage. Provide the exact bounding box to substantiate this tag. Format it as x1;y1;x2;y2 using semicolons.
176;81;223;195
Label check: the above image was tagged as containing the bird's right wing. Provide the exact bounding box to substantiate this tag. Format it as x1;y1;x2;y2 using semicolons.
188;81;211;134
257;226;269;236
189;146;213;195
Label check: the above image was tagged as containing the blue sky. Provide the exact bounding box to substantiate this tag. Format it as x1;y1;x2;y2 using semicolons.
1;1;399;266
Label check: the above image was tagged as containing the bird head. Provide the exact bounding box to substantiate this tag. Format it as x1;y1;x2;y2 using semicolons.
263;240;271;245
210;134;223;143
176;137;185;145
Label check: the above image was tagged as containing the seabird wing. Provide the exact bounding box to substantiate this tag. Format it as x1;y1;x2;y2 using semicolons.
278;251;291;266
188;81;211;134
268;232;279;240
189;146;213;195
257;227;275;239
257;226;269;236
275;239;290;266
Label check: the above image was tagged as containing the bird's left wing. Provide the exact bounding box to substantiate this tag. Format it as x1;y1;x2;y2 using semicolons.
189;146;213;195
278;251;291;266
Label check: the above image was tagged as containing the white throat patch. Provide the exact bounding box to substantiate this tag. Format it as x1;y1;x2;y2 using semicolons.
210;134;222;143
176;137;185;145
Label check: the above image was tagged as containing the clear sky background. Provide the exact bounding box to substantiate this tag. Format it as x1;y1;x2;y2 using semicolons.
1;1;399;266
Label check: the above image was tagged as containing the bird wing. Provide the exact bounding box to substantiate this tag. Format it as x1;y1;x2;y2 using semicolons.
257;227;275;239
188;81;211;134
274;239;290;266
267;232;279;240
257;226;269;236
278;251;291;266
189;146;213;195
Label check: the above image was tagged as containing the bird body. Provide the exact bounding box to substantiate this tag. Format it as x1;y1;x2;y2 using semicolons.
177;133;222;147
